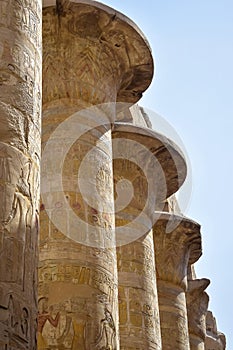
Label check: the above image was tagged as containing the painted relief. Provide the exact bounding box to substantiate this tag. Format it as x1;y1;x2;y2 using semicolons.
39;263;117;297
38;297;60;350
40;2;156;350
95;308;116;350
37;295;118;350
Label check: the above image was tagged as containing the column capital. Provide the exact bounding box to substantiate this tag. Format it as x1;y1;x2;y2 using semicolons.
113;122;187;199
187;278;210;342
42;0;153;107
153;213;202;289
205;311;226;349
112;123;187;246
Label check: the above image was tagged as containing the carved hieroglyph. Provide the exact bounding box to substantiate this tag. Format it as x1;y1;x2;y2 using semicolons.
0;0;42;349
153;214;202;350
112;122;187;232
40;1;153;349
112;122;186;349
117;232;161;350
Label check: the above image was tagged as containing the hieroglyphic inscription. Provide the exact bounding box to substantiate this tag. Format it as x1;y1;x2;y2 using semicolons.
39;262;117;297
0;0;41;348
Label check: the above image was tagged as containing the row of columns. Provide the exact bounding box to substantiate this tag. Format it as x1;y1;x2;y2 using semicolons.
0;1;225;349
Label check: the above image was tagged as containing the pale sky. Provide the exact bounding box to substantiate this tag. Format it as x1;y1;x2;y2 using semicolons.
103;0;233;346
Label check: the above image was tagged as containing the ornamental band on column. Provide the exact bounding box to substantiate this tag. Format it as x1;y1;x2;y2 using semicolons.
0;1;226;349
0;0;42;349
40;1;153;349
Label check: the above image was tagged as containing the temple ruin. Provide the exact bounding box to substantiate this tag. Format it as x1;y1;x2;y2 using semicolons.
0;0;226;349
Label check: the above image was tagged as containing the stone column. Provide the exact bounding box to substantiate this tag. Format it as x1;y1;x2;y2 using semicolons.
39;1;153;349
112;123;186;349
117;232;160;350
186;277;210;350
205;311;226;350
0;1;42;349
153;213;202;350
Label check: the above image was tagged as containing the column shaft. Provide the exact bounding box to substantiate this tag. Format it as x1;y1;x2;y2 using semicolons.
153;214;202;350
112;121;186;350
117;232;161;349
157;281;189;350
39;2;153;349
40;112;118;349
0;0;42;349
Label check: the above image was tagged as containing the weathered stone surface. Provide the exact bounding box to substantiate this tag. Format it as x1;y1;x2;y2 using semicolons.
153;213;202;350
0;1;226;348
187;277;210;350
154;213;202;288
157;281;190;350
112;123;187;239
0;0;42;349
205;311;226;350
39;1;153;349
116;104;152;128
112;120;187;349
42;0;153;107
117;232;161;349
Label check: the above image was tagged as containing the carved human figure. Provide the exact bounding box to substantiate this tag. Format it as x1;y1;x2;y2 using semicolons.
95;308;116;350
58;316;86;349
57;300;86;349
0;0;41;346
0;156;32;285
71;319;86;349
38;297;60;350
20;307;29;339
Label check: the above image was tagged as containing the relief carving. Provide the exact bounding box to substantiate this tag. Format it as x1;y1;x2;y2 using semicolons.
39;263;117;298
142;303;156;340
153;217;201;288
38;297;60;350
0;144;39;348
0;293;31;348
95;308;116;350
68;11;102;39
14;0;41;46
36;294;118;350
40;3;154;350
96;165;113;200
0;145;34;286
155;234;189;287
187;278;210;341
57;300;87;349
0;1;41;348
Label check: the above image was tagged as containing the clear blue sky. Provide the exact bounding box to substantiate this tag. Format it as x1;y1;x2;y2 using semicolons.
103;0;233;346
